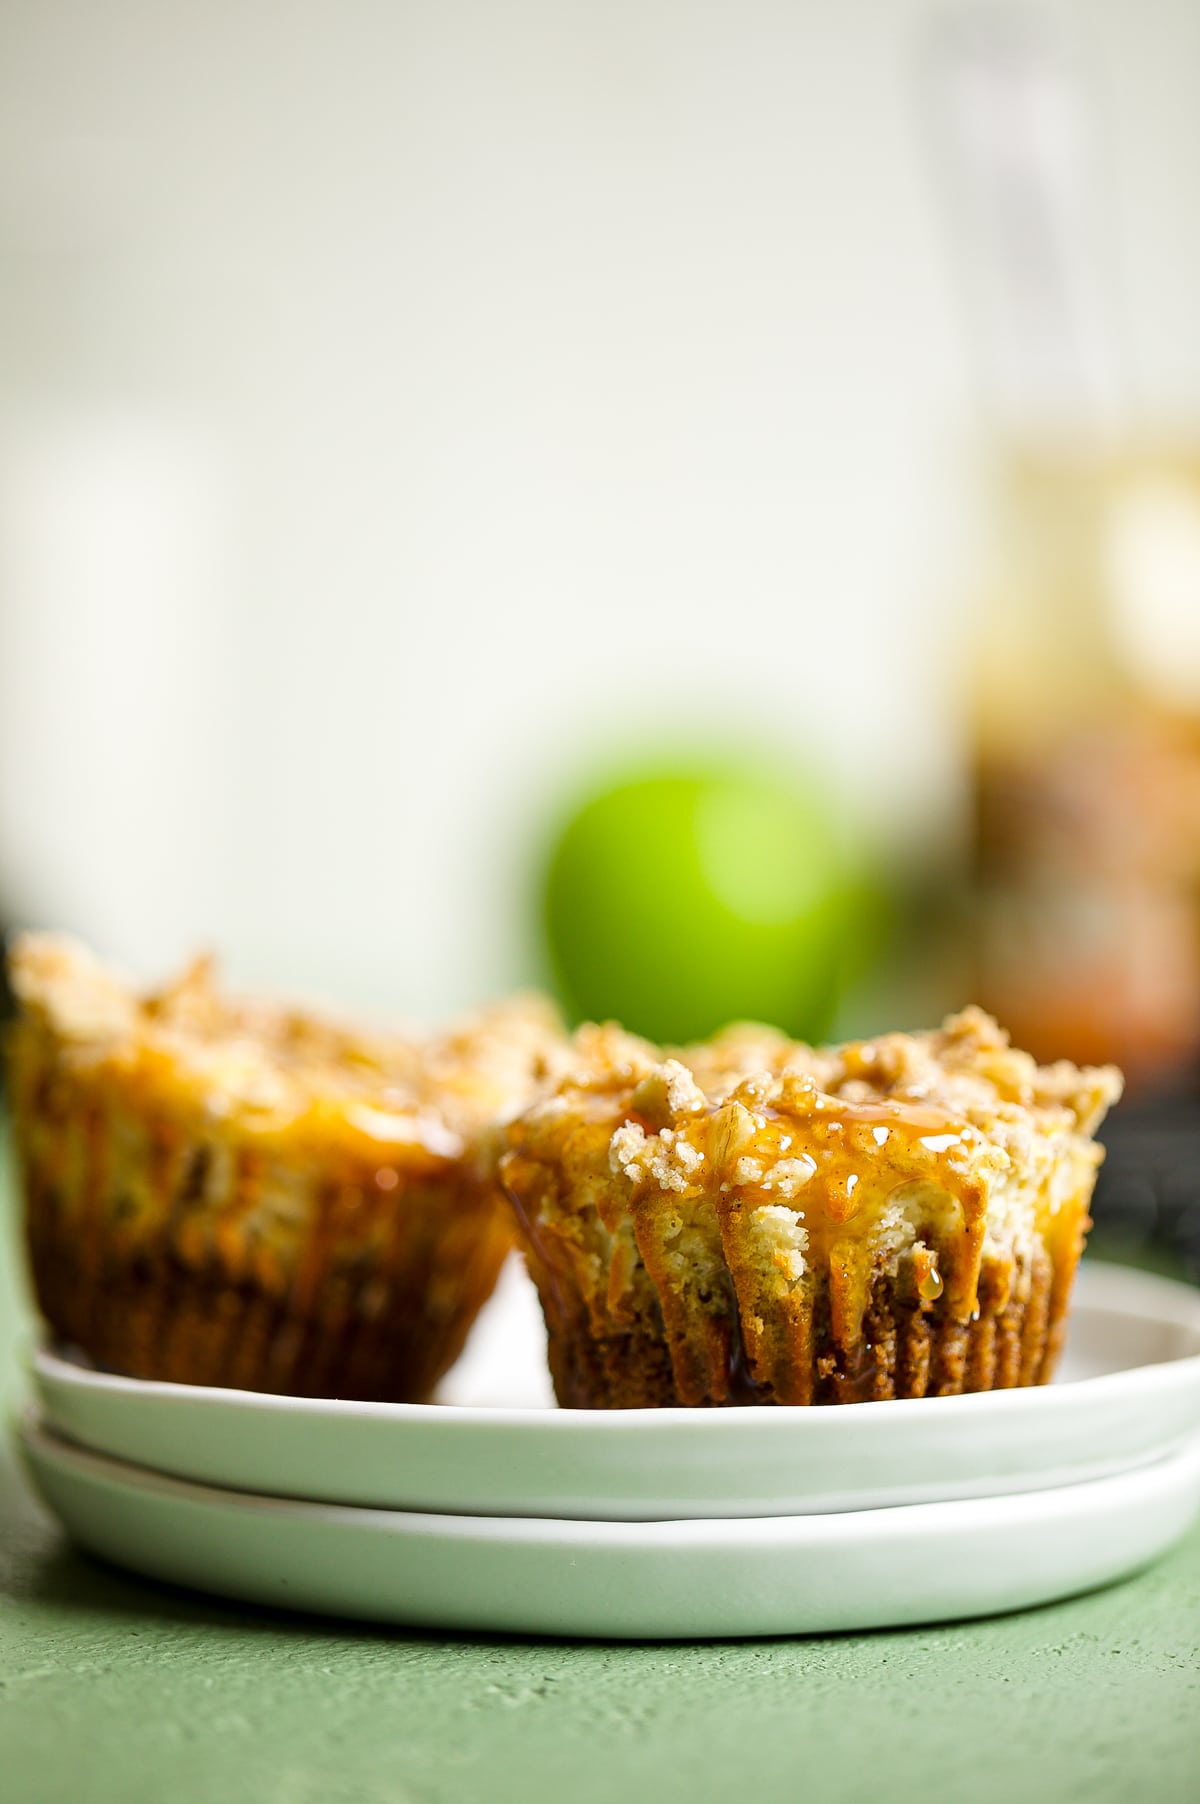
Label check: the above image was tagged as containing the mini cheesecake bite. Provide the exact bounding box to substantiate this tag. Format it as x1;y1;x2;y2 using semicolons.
7;933;564;1401
500;1008;1123;1407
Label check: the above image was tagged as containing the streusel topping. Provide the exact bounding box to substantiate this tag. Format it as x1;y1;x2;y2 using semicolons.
9;932;565;1164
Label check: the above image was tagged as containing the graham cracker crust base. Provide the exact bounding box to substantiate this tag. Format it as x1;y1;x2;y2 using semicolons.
537;1247;1063;1408
23;1155;511;1403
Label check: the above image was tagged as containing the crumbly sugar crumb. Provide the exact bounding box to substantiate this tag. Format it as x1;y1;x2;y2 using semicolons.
531;1003;1123;1271
9;931;565;1157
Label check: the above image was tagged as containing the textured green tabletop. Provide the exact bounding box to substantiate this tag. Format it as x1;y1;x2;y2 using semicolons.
1;1139;1198;1804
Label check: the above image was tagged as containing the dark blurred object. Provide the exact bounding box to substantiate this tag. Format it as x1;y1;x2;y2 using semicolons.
973;694;1200;1087
0;922;12;1105
0;923;12;1024
1090;1075;1200;1285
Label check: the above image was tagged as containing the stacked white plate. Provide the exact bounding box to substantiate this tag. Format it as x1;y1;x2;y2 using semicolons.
19;1260;1200;1638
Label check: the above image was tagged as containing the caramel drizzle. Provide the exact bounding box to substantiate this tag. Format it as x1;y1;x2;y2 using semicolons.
624;1092;988;1406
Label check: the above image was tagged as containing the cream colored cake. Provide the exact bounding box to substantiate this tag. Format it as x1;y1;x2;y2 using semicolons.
499;1008;1123;1407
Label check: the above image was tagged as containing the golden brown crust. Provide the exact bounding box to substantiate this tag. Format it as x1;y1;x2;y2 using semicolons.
501;1010;1122;1408
7;933;564;1399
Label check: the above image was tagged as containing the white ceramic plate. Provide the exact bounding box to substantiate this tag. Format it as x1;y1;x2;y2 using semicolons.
18;1412;1200;1639
30;1262;1200;1521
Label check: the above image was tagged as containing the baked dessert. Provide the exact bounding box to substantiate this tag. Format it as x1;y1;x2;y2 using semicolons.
7;933;563;1400
499;1008;1123;1407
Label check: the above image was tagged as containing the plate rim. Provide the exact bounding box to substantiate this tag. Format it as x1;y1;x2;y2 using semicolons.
19;1407;1200;1544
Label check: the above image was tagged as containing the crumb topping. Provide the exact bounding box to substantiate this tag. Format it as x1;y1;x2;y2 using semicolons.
528;1004;1122;1192
8;932;565;1164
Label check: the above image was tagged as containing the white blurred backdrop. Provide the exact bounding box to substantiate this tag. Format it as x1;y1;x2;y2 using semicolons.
1;0;1199;1019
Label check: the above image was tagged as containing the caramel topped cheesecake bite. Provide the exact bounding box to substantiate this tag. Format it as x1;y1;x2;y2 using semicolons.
500;1009;1123;1408
7;933;565;1400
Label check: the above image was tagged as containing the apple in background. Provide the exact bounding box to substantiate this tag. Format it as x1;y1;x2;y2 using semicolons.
541;763;884;1046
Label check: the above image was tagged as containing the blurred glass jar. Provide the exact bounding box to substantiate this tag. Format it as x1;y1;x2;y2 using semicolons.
967;441;1200;1087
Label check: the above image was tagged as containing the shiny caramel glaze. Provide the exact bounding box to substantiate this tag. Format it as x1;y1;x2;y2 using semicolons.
500;1009;1123;1407
7;933;566;1399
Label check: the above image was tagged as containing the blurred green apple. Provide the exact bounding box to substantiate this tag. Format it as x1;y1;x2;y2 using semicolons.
542;763;880;1045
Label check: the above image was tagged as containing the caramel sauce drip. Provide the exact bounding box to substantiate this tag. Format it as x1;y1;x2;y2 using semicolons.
618;1085;988;1406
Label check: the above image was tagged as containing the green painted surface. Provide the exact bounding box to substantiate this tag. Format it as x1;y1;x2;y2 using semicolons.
1;1131;1198;1804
